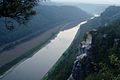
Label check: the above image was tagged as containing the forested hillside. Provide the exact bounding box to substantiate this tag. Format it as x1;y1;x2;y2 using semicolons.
84;6;120;80
81;6;120;28
0;5;90;47
72;6;120;80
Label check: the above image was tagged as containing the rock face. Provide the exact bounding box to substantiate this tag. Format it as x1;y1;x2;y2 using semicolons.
68;31;97;80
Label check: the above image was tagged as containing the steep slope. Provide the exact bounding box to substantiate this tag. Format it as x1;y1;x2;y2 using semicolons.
0;5;91;50
85;19;120;80
69;6;120;80
82;6;120;28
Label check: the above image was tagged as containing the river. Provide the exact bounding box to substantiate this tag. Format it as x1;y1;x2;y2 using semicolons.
0;21;87;80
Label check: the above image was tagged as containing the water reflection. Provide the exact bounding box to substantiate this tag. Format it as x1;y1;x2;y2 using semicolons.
0;0;39;30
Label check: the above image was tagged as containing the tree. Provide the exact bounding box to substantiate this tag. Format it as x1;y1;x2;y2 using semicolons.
0;0;47;30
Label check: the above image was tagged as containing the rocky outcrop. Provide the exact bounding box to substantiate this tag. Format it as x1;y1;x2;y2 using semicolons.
68;30;98;80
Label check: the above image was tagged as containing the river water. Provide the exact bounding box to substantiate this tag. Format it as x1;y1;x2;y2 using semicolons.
0;21;87;80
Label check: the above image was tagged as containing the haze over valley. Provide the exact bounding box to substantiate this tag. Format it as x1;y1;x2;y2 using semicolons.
0;0;120;80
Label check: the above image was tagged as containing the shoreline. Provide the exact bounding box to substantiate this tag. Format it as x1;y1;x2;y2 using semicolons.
42;16;99;80
0;20;82;77
42;20;88;80
0;26;59;76
0;32;58;78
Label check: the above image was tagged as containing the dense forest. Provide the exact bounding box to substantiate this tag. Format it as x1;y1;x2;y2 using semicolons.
85;17;120;80
75;6;120;80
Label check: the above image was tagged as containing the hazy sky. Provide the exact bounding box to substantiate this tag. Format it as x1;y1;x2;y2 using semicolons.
51;0;120;5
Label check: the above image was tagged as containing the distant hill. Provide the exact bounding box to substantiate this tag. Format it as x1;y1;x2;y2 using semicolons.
44;2;109;15
75;3;108;15
81;6;120;30
0;5;91;46
100;6;120;23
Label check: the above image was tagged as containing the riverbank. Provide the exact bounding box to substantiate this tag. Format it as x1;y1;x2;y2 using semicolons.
42;21;89;80
0;25;59;76
1;21;81;80
0;20;82;77
42;16;100;80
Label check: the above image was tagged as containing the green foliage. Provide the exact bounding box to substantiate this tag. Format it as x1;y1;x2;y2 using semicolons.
85;20;120;80
86;73;105;80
